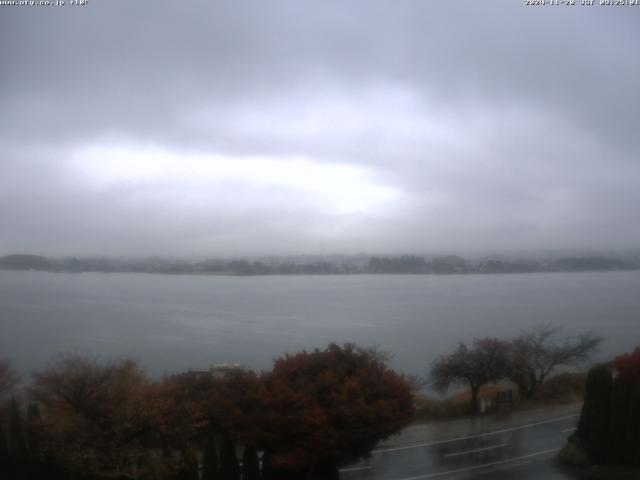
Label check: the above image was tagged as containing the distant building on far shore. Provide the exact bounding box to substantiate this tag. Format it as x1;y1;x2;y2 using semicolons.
187;363;247;380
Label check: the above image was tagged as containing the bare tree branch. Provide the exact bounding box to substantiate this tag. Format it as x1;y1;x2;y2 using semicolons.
508;324;602;398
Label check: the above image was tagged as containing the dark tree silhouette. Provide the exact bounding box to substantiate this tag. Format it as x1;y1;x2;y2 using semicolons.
8;398;27;457
176;449;199;480
508;324;602;398
241;445;260;480
25;402;48;479
575;364;612;464
0;423;11;479
201;426;219;480
208;369;264;447
219;432;240;480
431;338;511;413
569;346;640;468
25;403;41;452
607;347;640;466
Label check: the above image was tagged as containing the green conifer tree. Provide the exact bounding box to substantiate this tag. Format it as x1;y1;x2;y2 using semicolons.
575;364;612;464
607;373;640;466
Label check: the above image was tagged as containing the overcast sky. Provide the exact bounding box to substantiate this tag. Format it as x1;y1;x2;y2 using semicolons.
1;0;639;257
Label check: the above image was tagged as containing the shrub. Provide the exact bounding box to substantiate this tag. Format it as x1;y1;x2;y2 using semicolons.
557;442;589;468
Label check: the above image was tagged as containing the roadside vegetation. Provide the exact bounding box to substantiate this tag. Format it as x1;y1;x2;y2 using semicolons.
0;344;414;480
415;372;586;423
2;326;632;479
425;324;601;416
557;345;640;478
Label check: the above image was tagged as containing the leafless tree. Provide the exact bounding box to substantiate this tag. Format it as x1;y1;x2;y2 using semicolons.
508;324;602;398
30;353;145;421
406;374;429;393
431;338;511;413
29;354;151;478
359;344;395;365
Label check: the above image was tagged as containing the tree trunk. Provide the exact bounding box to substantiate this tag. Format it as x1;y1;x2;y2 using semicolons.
260;450;275;480
241;445;260;480
201;429;219;480
515;373;537;399
219;433;240;480
470;385;480;414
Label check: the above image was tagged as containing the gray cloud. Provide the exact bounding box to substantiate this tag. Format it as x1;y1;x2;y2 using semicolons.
1;0;639;256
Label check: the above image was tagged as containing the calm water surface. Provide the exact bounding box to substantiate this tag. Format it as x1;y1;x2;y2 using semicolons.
1;270;638;377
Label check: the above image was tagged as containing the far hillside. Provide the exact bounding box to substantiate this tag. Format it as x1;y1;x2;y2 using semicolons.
0;254;50;270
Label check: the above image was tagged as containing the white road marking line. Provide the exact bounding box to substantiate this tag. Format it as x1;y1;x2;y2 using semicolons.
394;447;561;480
477;459;532;474
372;413;579;455
339;466;372;473
561;427;577;433
443;443;508;458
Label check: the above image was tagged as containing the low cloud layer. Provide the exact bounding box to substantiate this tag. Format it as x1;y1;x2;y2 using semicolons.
1;1;639;256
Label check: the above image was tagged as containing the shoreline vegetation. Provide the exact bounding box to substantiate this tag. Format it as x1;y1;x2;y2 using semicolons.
414;372;587;423
1;253;639;276
2;337;635;478
0;344;415;480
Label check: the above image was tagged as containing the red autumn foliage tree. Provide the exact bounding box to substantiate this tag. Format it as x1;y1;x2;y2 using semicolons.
147;368;264;445
146;371;217;443
614;346;640;382
259;343;415;477
209;370;264;444
144;367;265;479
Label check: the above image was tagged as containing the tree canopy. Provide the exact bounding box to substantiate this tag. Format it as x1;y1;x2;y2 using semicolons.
431;338;511;412
13;344;414;480
29;354;154;478
260;343;415;477
614;346;640;382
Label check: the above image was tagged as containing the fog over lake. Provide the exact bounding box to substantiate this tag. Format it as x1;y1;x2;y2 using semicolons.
1;270;638;378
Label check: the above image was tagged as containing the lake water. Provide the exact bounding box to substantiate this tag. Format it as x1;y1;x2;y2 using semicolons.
1;270;639;378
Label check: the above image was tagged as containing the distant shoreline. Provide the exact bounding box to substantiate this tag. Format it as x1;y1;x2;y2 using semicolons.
2;253;639;277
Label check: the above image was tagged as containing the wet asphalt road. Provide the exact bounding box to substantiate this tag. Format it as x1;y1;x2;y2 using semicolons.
340;414;581;480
